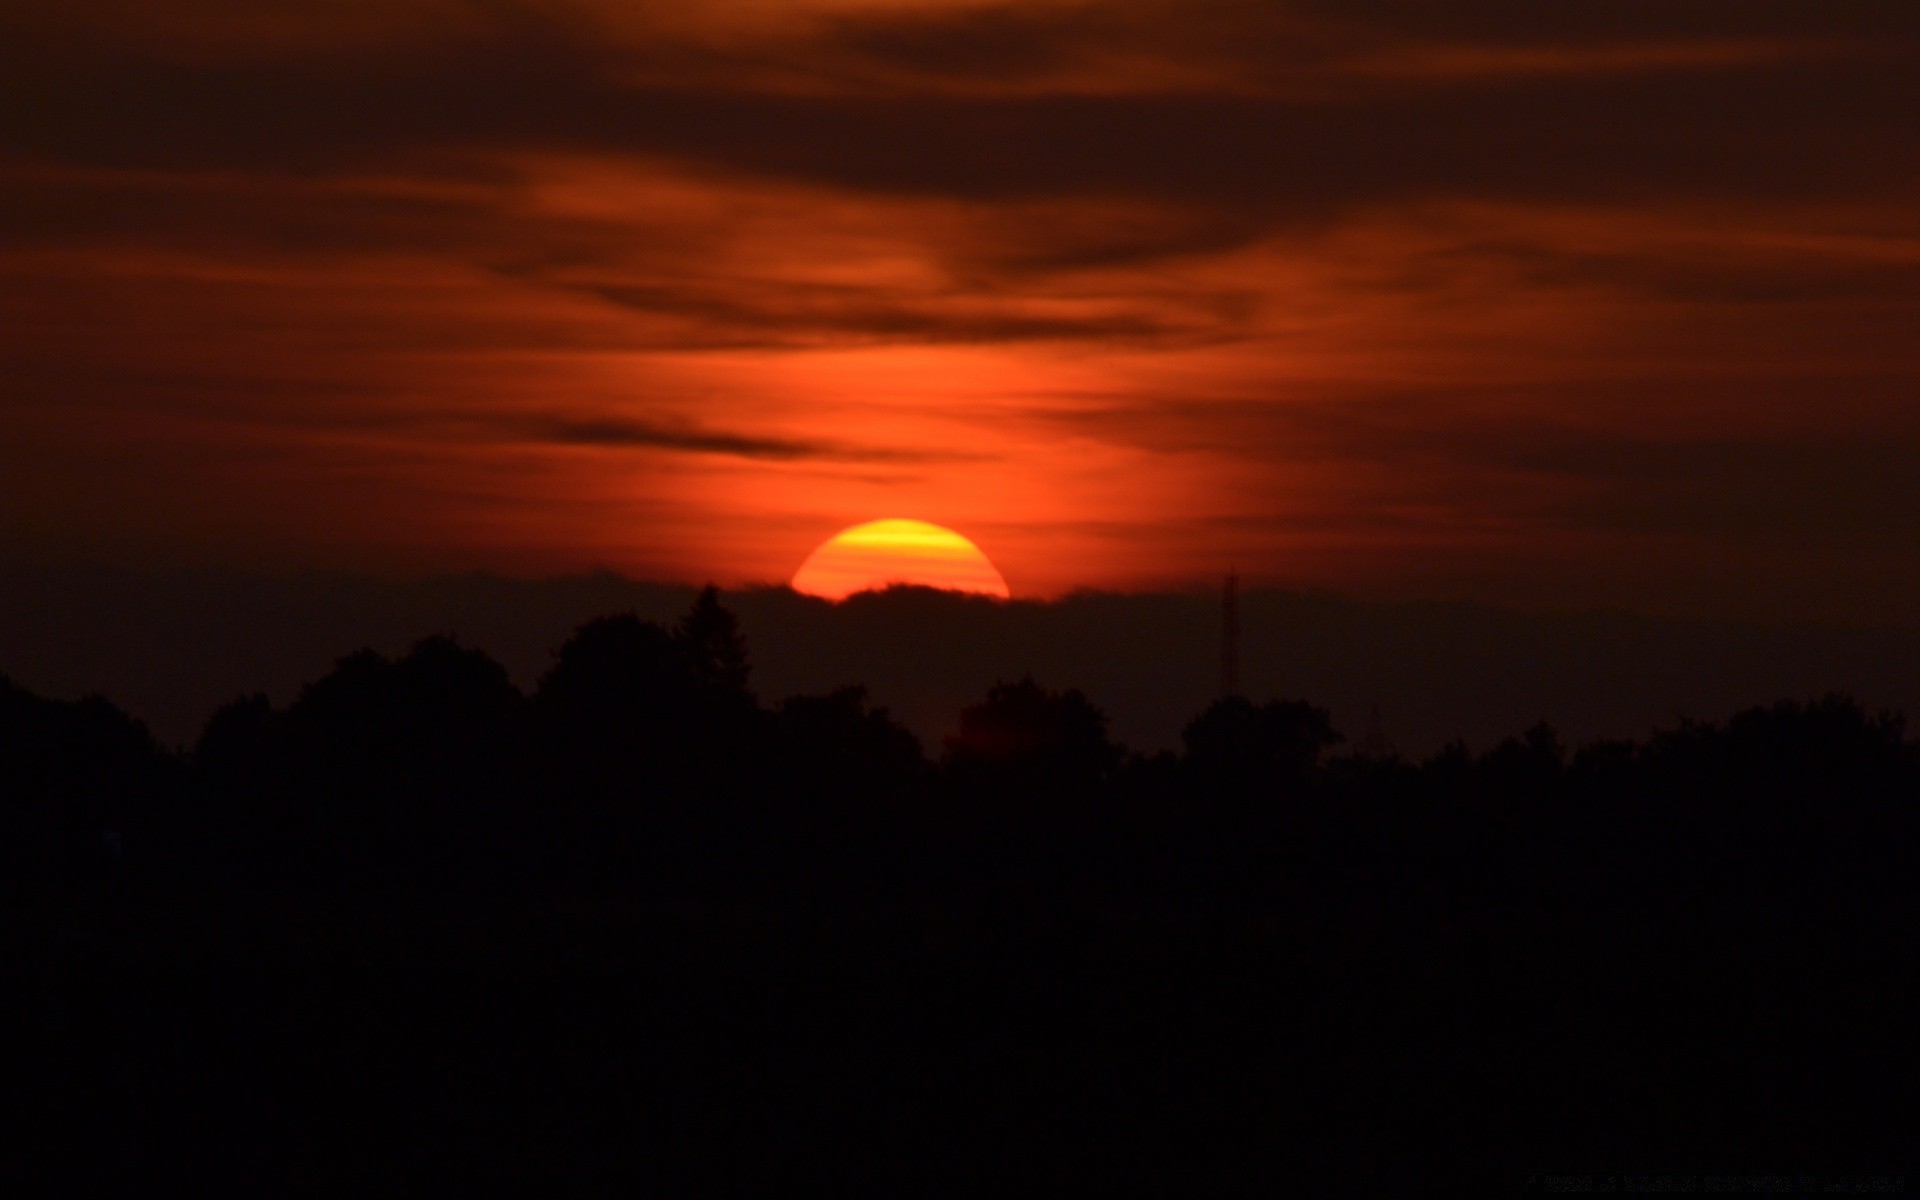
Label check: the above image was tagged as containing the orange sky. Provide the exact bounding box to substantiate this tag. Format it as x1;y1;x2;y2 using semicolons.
4;1;1920;621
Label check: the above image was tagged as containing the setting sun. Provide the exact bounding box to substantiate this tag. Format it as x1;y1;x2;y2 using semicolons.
790;519;1011;601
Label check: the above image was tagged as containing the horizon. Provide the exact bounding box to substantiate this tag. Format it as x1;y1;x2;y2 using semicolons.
23;553;1920;629
8;561;1920;761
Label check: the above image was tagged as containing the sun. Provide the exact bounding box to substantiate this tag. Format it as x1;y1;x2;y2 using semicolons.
791;519;1011;601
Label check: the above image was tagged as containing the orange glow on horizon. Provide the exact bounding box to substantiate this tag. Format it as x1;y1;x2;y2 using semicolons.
790;519;1012;601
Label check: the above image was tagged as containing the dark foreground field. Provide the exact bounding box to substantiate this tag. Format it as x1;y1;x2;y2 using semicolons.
9;593;1915;1188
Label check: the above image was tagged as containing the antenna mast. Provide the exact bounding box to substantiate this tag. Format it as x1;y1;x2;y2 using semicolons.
1221;569;1240;698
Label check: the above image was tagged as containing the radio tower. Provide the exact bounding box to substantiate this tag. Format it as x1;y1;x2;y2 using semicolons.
1221;569;1240;698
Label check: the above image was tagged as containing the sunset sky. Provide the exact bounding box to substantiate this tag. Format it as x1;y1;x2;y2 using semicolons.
5;1;1919;622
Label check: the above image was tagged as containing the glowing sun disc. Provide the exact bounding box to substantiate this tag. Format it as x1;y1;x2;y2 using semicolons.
791;519;1011;601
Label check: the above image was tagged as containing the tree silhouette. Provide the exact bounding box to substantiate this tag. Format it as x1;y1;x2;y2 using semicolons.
1476;720;1565;800
1180;695;1342;797
776;685;925;799
6;595;1920;1189
222;637;529;887
943;676;1120;792
527;597;768;886
678;583;751;696
1;675;165;890
536;613;696;722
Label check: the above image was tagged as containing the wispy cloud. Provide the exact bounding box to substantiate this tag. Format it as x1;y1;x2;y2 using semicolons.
528;414;978;463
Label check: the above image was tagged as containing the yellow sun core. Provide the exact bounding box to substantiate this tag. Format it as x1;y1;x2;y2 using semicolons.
790;519;1011;601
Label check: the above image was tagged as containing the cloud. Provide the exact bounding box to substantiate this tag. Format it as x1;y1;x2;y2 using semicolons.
573;281;1198;347
4;1;1915;215
528;414;973;463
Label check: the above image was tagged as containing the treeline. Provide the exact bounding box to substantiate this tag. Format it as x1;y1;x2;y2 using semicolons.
7;589;1917;1187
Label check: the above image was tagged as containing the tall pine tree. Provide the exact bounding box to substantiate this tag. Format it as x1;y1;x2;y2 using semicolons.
676;585;750;696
